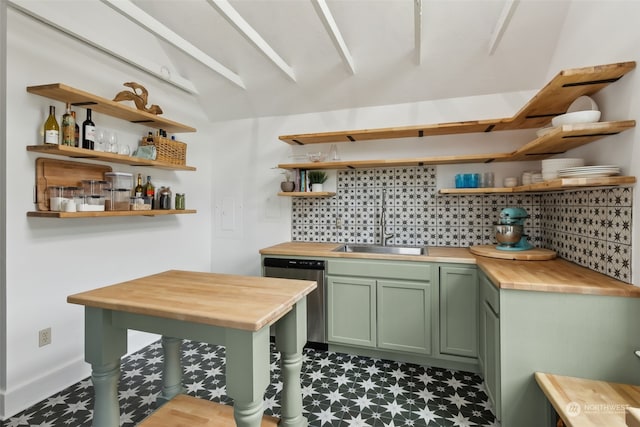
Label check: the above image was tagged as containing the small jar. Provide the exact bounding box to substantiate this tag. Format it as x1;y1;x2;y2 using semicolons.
175;193;185;210
159;187;172;210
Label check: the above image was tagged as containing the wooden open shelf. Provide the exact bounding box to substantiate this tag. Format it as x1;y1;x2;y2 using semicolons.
278;191;336;197
27;144;196;171
278;121;635;170
439;176;636;194
27;83;196;133
279;61;635;145
27;209;197;218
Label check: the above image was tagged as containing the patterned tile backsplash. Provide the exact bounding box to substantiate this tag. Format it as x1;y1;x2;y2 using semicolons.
291;166;633;283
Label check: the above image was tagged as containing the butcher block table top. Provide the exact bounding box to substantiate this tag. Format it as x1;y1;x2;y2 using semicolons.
535;372;640;427
67;269;317;331
260;242;640;298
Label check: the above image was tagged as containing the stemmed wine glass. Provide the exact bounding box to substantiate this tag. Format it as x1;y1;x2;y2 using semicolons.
108;132;119;154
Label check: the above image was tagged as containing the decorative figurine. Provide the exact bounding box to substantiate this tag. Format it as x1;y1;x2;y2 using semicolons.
113;82;163;115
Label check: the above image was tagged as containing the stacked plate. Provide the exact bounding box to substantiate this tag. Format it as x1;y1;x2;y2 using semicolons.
557;165;620;178
541;158;584;181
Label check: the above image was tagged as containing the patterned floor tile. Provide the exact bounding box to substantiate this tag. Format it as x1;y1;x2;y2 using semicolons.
4;340;499;426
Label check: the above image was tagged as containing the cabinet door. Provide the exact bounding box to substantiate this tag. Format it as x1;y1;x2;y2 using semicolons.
483;299;501;419
439;266;478;358
327;276;376;347
377;280;432;355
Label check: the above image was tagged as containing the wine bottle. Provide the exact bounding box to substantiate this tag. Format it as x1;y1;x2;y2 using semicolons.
144;176;155;208
134;173;144;197
61;103;75;146
71;111;80;147
43;105;59;145
82;108;96;150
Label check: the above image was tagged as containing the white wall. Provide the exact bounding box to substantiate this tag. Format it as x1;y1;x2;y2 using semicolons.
2;9;214;418
544;1;640;283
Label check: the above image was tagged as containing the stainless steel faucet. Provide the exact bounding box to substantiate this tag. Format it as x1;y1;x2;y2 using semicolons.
380;189;395;246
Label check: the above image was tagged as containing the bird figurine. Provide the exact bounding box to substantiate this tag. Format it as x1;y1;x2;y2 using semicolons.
113;82;163;115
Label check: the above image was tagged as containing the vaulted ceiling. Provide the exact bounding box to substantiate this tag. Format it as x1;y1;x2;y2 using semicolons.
10;0;573;122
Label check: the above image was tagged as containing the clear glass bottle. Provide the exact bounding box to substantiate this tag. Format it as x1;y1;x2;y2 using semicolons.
61;103;75;146
43;105;59;145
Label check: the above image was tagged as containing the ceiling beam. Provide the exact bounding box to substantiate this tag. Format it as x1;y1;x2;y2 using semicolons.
101;0;245;89
414;0;423;65
205;0;296;82
488;0;520;55
311;0;355;75
8;0;199;94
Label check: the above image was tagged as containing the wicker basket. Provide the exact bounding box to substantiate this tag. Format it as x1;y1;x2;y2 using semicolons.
140;136;187;165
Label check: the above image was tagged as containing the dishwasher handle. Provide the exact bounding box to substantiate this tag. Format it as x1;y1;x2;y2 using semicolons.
263;257;325;270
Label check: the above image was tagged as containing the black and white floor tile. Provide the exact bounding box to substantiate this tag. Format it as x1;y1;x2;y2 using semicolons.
4;340;499;426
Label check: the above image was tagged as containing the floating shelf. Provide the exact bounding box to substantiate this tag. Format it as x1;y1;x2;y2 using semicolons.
27;145;196;171
27;83;196;133
278;121;635;170
439;176;636;194
277;192;336;198
27;209;197;218
279;61;636;145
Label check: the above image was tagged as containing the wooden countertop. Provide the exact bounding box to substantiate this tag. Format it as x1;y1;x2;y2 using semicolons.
260;242;640;298
259;242;476;264
535;372;640;427
67;270;317;331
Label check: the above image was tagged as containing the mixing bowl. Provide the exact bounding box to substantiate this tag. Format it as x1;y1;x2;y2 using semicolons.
495;224;523;246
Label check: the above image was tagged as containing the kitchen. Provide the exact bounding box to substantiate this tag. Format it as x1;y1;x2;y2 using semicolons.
2;1;640;427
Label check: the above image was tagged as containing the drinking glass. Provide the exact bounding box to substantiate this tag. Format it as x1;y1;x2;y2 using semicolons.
108;132;119;154
95;129;106;152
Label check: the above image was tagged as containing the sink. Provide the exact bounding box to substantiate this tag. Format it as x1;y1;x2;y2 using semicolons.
333;244;428;256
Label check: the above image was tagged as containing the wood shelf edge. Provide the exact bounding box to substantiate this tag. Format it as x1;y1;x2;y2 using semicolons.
27;209;197;218
277;192;336;197
27;83;196;133
26;145;196;171
440;176;635;194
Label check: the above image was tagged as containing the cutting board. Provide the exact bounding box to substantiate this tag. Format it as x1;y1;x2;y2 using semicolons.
470;245;557;261
35;158;112;211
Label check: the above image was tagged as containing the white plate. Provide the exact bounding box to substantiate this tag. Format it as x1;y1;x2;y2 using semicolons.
567;95;599;113
552;110;601;127
558;171;619;178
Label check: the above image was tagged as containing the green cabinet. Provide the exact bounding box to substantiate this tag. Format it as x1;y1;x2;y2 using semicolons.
439;265;478;359
478;271;500;420
327;259;433;355
327;276;376;347
378;279;432;354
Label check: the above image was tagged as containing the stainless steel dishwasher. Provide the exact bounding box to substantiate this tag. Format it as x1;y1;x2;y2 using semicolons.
263;257;326;349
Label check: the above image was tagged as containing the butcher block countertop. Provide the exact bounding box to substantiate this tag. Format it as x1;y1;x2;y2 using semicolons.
260;242;640;298
259;242;475;263
67;270;317;331
535;372;640;427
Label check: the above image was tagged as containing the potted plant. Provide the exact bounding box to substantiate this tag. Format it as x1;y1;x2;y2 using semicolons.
280;169;295;192
307;170;327;192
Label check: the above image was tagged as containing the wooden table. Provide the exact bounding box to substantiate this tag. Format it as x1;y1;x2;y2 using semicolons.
535;372;640;427
68;270;317;427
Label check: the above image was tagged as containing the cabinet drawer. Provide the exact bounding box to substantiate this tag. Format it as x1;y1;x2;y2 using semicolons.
328;259;431;281
481;272;500;315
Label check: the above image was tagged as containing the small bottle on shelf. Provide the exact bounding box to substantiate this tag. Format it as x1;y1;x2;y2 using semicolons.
146;131;154;143
144;175;155;208
61;103;75;146
71;110;80;147
134;173;144;197
82;108;96;150
43;105;59;145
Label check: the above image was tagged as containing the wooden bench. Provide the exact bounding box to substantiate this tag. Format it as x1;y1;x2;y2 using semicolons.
535;372;640;427
139;394;279;427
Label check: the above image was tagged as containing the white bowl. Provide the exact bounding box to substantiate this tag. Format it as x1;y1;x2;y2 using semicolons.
551;110;601;127
567;95;598;113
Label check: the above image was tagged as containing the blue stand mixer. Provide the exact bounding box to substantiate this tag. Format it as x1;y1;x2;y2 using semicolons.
494;207;533;251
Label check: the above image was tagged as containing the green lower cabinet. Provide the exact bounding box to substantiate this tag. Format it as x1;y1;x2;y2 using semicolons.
439;265;478;358
327;275;377;347
377;279;432;354
478;271;501;420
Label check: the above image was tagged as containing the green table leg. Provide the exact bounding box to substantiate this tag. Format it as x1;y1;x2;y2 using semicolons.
159;336;184;404
84;307;127;427
225;326;271;427
275;299;308;427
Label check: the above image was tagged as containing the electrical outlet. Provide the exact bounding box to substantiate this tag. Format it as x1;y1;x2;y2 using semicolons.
39;327;52;347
